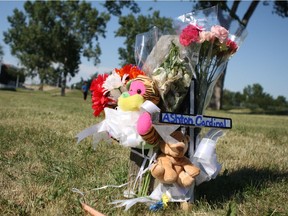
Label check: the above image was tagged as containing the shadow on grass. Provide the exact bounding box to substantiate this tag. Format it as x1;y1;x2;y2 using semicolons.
195;167;287;204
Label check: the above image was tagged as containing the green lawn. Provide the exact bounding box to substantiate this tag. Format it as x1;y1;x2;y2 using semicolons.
0;89;287;215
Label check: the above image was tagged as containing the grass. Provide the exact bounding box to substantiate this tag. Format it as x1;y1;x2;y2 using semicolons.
0;88;287;215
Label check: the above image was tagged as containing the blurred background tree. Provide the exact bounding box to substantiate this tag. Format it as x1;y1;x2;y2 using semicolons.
223;83;288;114
3;1;140;95
2;0;287;100
0;44;3;59
115;10;173;66
4;1;112;95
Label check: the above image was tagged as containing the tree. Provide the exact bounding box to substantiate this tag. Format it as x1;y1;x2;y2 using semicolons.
0;44;3;59
274;95;287;107
243;83;274;110
115;11;173;66
223;89;245;108
103;1;140;16
193;1;288;110
4;1;110;96
222;84;287;112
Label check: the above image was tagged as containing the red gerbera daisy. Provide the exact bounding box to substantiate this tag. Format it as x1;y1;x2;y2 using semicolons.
90;74;113;116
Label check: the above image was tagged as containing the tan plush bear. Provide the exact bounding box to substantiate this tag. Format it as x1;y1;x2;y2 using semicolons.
150;131;200;188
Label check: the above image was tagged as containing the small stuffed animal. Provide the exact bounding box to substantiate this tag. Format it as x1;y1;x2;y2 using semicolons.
150;131;200;187
103;75;161;148
118;75;162;146
118;75;159;111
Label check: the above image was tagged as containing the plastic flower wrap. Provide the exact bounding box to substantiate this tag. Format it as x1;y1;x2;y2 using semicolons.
139;30;193;112
174;5;247;114
139;6;247;114
151;41;192;112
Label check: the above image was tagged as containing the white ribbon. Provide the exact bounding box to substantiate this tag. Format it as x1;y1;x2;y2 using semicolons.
91;182;130;191
192;129;223;185
76;107;144;148
76;121;107;144
140;100;160;113
111;182;194;211
104;108;143;147
76;101;180;148
110;197;156;211
154;125;180;144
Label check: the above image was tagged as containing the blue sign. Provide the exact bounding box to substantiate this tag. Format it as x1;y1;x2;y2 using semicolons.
152;112;232;129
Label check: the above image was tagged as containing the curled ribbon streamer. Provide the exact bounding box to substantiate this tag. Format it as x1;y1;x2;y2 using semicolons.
71;188;85;197
111;183;192;211
133;156;148;192
76;121;107;144
130;148;151;161
91;182;130;191
110;197;156;211
132;149;156;192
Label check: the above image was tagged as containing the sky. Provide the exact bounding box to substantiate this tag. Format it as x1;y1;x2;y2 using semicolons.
0;1;288;99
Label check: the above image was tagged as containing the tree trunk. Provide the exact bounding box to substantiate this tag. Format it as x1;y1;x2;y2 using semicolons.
38;79;44;91
61;73;66;96
209;68;226;110
208;1;260;110
242;1;260;26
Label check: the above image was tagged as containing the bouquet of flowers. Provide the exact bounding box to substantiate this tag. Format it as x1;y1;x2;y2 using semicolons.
76;5;247;213
140;6;246;115
173;6;247;114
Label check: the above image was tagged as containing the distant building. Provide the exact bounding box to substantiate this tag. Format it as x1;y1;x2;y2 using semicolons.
0;63;25;89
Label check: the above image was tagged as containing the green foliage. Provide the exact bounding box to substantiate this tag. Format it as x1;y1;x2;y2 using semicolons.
223;83;288;114
103;1;140;16
115;11;173;66
194;1;288;26
271;1;288;18
3;1;110;94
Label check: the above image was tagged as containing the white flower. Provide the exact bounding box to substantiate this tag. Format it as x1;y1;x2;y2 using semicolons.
103;70;125;91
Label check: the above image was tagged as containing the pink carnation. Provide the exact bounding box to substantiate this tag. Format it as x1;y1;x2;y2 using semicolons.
199;31;214;43
179;24;201;46
211;25;229;43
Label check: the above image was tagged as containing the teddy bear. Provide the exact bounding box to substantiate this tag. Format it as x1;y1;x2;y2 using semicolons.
150;130;200;188
116;75;200;187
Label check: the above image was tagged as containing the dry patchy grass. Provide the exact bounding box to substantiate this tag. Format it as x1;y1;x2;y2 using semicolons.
0;89;287;215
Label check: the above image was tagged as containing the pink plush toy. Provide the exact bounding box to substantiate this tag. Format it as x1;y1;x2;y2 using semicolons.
118;75;161;146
